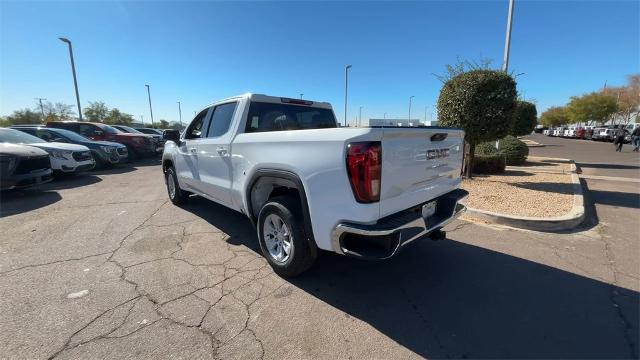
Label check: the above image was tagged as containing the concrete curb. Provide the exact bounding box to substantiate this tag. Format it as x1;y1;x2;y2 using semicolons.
463;158;585;232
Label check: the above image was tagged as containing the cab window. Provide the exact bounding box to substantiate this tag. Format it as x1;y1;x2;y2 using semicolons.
185;108;210;139
207;102;237;138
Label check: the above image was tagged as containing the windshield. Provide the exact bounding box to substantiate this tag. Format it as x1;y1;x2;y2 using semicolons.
136;128;161;135
0;128;47;144
50;128;91;142
245;102;337;133
117;125;143;134
102;125;121;134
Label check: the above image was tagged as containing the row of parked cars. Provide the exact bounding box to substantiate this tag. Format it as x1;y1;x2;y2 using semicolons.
542;124;637;143
0;121;168;191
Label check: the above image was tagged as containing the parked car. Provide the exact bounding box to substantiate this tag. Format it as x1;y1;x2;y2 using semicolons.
111;125;164;153
600;128;617;142
542;129;552;136
161;94;467;276
0;143;53;190
134;127;163;136
552;128;566;137
564;127;576;138
534;125;547;134
11;126;128;169
590;127;606;141
47;121;156;160
0;128;94;174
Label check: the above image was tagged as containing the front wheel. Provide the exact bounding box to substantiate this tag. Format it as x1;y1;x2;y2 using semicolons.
165;166;188;205
257;196;317;277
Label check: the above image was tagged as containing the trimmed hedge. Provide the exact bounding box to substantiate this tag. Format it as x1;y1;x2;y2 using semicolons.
472;155;506;174
498;135;529;165
476;141;499;156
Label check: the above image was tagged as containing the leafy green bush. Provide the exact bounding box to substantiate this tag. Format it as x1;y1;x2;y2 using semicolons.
498;135;529;165
476;141;499;156
510;100;538;136
472;155;506;174
437;69;517;177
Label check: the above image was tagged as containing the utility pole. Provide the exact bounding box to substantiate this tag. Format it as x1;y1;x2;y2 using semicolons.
501;0;515;72
408;96;415;123
344;65;352;127
58;37;83;121
177;101;182;127
145;84;154;128
35;98;46;119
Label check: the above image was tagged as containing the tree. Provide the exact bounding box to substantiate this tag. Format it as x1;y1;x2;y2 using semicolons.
437;69;517;178
540;106;569;128
566;92;617;126
602;74;640;125
42;101;76;121
104;108;134;125
4;109;43;125
510;100;538;136
84;101;109;122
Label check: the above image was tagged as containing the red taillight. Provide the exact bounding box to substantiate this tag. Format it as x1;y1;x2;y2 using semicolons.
346;142;381;203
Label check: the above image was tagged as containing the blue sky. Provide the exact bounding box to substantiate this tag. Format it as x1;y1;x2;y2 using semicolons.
1;1;638;126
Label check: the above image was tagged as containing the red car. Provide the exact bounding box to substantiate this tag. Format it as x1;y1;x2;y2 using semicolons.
47;121;156;159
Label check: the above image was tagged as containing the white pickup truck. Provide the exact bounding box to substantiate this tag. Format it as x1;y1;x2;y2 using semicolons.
161;94;468;276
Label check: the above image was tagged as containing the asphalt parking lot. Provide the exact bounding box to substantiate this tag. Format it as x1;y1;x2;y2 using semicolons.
1;144;638;359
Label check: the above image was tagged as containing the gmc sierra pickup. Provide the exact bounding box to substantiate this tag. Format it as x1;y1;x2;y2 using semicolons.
162;93;468;276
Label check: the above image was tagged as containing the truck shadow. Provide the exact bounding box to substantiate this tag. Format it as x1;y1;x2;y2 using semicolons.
180;196;638;359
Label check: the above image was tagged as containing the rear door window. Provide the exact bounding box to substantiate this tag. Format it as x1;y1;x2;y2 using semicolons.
245;102;337;133
206;102;237;138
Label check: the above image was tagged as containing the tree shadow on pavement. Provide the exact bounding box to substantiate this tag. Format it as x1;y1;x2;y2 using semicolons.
0;190;61;217
512;181;576;195
42;174;102;190
179;196;638;359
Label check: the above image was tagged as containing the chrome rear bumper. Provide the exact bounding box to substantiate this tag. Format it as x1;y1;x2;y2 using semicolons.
331;188;468;260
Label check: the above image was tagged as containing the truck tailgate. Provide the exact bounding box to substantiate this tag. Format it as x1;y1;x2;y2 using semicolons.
379;128;464;218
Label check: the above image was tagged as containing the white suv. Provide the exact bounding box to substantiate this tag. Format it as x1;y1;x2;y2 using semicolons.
0;128;95;173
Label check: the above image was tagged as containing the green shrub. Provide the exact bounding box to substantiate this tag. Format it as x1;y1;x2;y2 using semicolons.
498;135;529;165
472;154;506;174
476;141;499;156
510;100;538;136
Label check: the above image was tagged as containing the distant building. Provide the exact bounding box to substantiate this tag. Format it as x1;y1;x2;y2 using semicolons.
368;119;439;127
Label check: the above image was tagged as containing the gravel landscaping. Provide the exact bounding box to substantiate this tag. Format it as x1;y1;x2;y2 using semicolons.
461;169;574;218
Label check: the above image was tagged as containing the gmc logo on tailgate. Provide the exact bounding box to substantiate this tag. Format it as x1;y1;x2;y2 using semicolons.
427;148;450;160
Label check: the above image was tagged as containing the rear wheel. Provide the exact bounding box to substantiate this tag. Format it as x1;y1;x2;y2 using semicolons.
257;196;317;277
165;166;188;205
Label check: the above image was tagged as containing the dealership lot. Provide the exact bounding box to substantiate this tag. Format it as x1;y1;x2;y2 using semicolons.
0;146;638;359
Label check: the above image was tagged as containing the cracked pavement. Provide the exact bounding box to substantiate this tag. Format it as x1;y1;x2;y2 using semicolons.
0;154;638;359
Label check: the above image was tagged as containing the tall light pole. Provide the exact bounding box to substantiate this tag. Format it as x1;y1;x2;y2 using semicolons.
358;106;363;127
501;0;515;72
35;98;46;119
177;101;182;127
408;96;415;123
145;84;154;128
424;106;428;122
300;93;304;99
140;115;144;126
344;64;352;126
58;37;82;121
383;112;387;120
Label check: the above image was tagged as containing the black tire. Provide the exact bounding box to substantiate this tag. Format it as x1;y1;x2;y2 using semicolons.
257;195;317;277
165;166;188;205
126;146;138;162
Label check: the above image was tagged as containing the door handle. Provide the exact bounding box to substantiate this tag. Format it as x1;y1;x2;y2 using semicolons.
216;147;228;156
189;148;197;154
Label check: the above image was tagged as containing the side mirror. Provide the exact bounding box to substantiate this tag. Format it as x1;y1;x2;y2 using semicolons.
163;129;181;145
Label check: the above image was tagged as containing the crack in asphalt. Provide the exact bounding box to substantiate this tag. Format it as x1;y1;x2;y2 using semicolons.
0;251;114;276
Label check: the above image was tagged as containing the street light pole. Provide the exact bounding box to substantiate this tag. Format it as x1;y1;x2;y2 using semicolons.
344;65;352;127
145;84;154;128
35;98;46;119
501;0;515;72
383;112;387;120
358;106;363;127
140;115;144;126
58;37;83;121
177;101;182;127
424;106;428;122
408;96;415;123
300;93;304;99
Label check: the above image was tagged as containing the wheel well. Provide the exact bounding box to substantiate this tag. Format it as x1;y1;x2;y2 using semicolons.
162;159;173;173
249;177;300;220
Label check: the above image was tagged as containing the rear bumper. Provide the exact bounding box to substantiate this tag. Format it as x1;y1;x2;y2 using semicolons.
331;188;468;260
